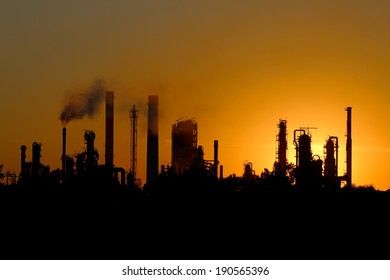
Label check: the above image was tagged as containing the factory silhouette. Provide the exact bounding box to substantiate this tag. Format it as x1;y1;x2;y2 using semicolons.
2;90;390;260
5;90;357;194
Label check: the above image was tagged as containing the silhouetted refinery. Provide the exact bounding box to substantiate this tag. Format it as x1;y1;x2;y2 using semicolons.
2;92;390;261
0;91;383;198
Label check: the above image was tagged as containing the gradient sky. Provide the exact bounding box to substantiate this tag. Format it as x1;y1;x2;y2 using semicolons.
1;0;390;189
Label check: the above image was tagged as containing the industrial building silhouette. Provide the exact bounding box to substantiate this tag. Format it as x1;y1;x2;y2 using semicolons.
0;90;370;193
1;92;389;260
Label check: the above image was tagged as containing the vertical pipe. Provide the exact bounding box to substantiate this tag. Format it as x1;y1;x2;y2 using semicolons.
219;165;223;180
346;107;352;187
147;95;159;183
130;105;138;180
20;145;26;176
62;127;66;182
105;91;114;168
213;140;219;176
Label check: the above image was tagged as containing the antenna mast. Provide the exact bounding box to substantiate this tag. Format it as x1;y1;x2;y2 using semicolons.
130;105;138;182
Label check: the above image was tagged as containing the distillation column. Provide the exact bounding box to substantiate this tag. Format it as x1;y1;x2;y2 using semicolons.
276;119;287;175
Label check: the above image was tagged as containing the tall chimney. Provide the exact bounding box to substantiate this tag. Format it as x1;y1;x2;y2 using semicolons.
346;107;352;187
106;91;114;168
62;127;66;182
213;140;219;177
20;145;27;177
147;95;159;183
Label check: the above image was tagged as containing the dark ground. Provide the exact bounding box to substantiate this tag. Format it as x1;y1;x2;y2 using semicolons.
1;187;390;260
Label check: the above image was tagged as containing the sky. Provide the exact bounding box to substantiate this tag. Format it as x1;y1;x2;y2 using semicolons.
1;0;390;189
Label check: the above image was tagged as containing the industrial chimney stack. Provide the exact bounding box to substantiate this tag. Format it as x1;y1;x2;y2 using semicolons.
106;91;114;168
62;127;66;182
20;145;27;178
346;107;352;187
213;140;219;177
147;95;159;183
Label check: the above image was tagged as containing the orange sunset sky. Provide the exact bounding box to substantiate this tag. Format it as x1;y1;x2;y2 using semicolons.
1;0;390;189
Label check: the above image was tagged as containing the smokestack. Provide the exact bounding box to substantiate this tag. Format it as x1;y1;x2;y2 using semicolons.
20;145;27;177
346;107;352;187
147;95;159;183
32;142;41;180
105;91;114;168
62;127;66;182
214;140;219;176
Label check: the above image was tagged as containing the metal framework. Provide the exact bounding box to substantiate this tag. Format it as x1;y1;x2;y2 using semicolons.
130;105;138;180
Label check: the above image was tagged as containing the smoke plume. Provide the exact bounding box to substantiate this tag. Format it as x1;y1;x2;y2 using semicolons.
60;79;106;126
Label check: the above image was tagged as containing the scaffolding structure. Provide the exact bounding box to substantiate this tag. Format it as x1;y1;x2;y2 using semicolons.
130;105;138;181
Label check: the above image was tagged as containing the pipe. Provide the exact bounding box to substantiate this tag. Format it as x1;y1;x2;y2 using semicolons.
213;140;218;176
130;105;138;181
62;127;66;182
20;145;27;177
346;107;352;187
